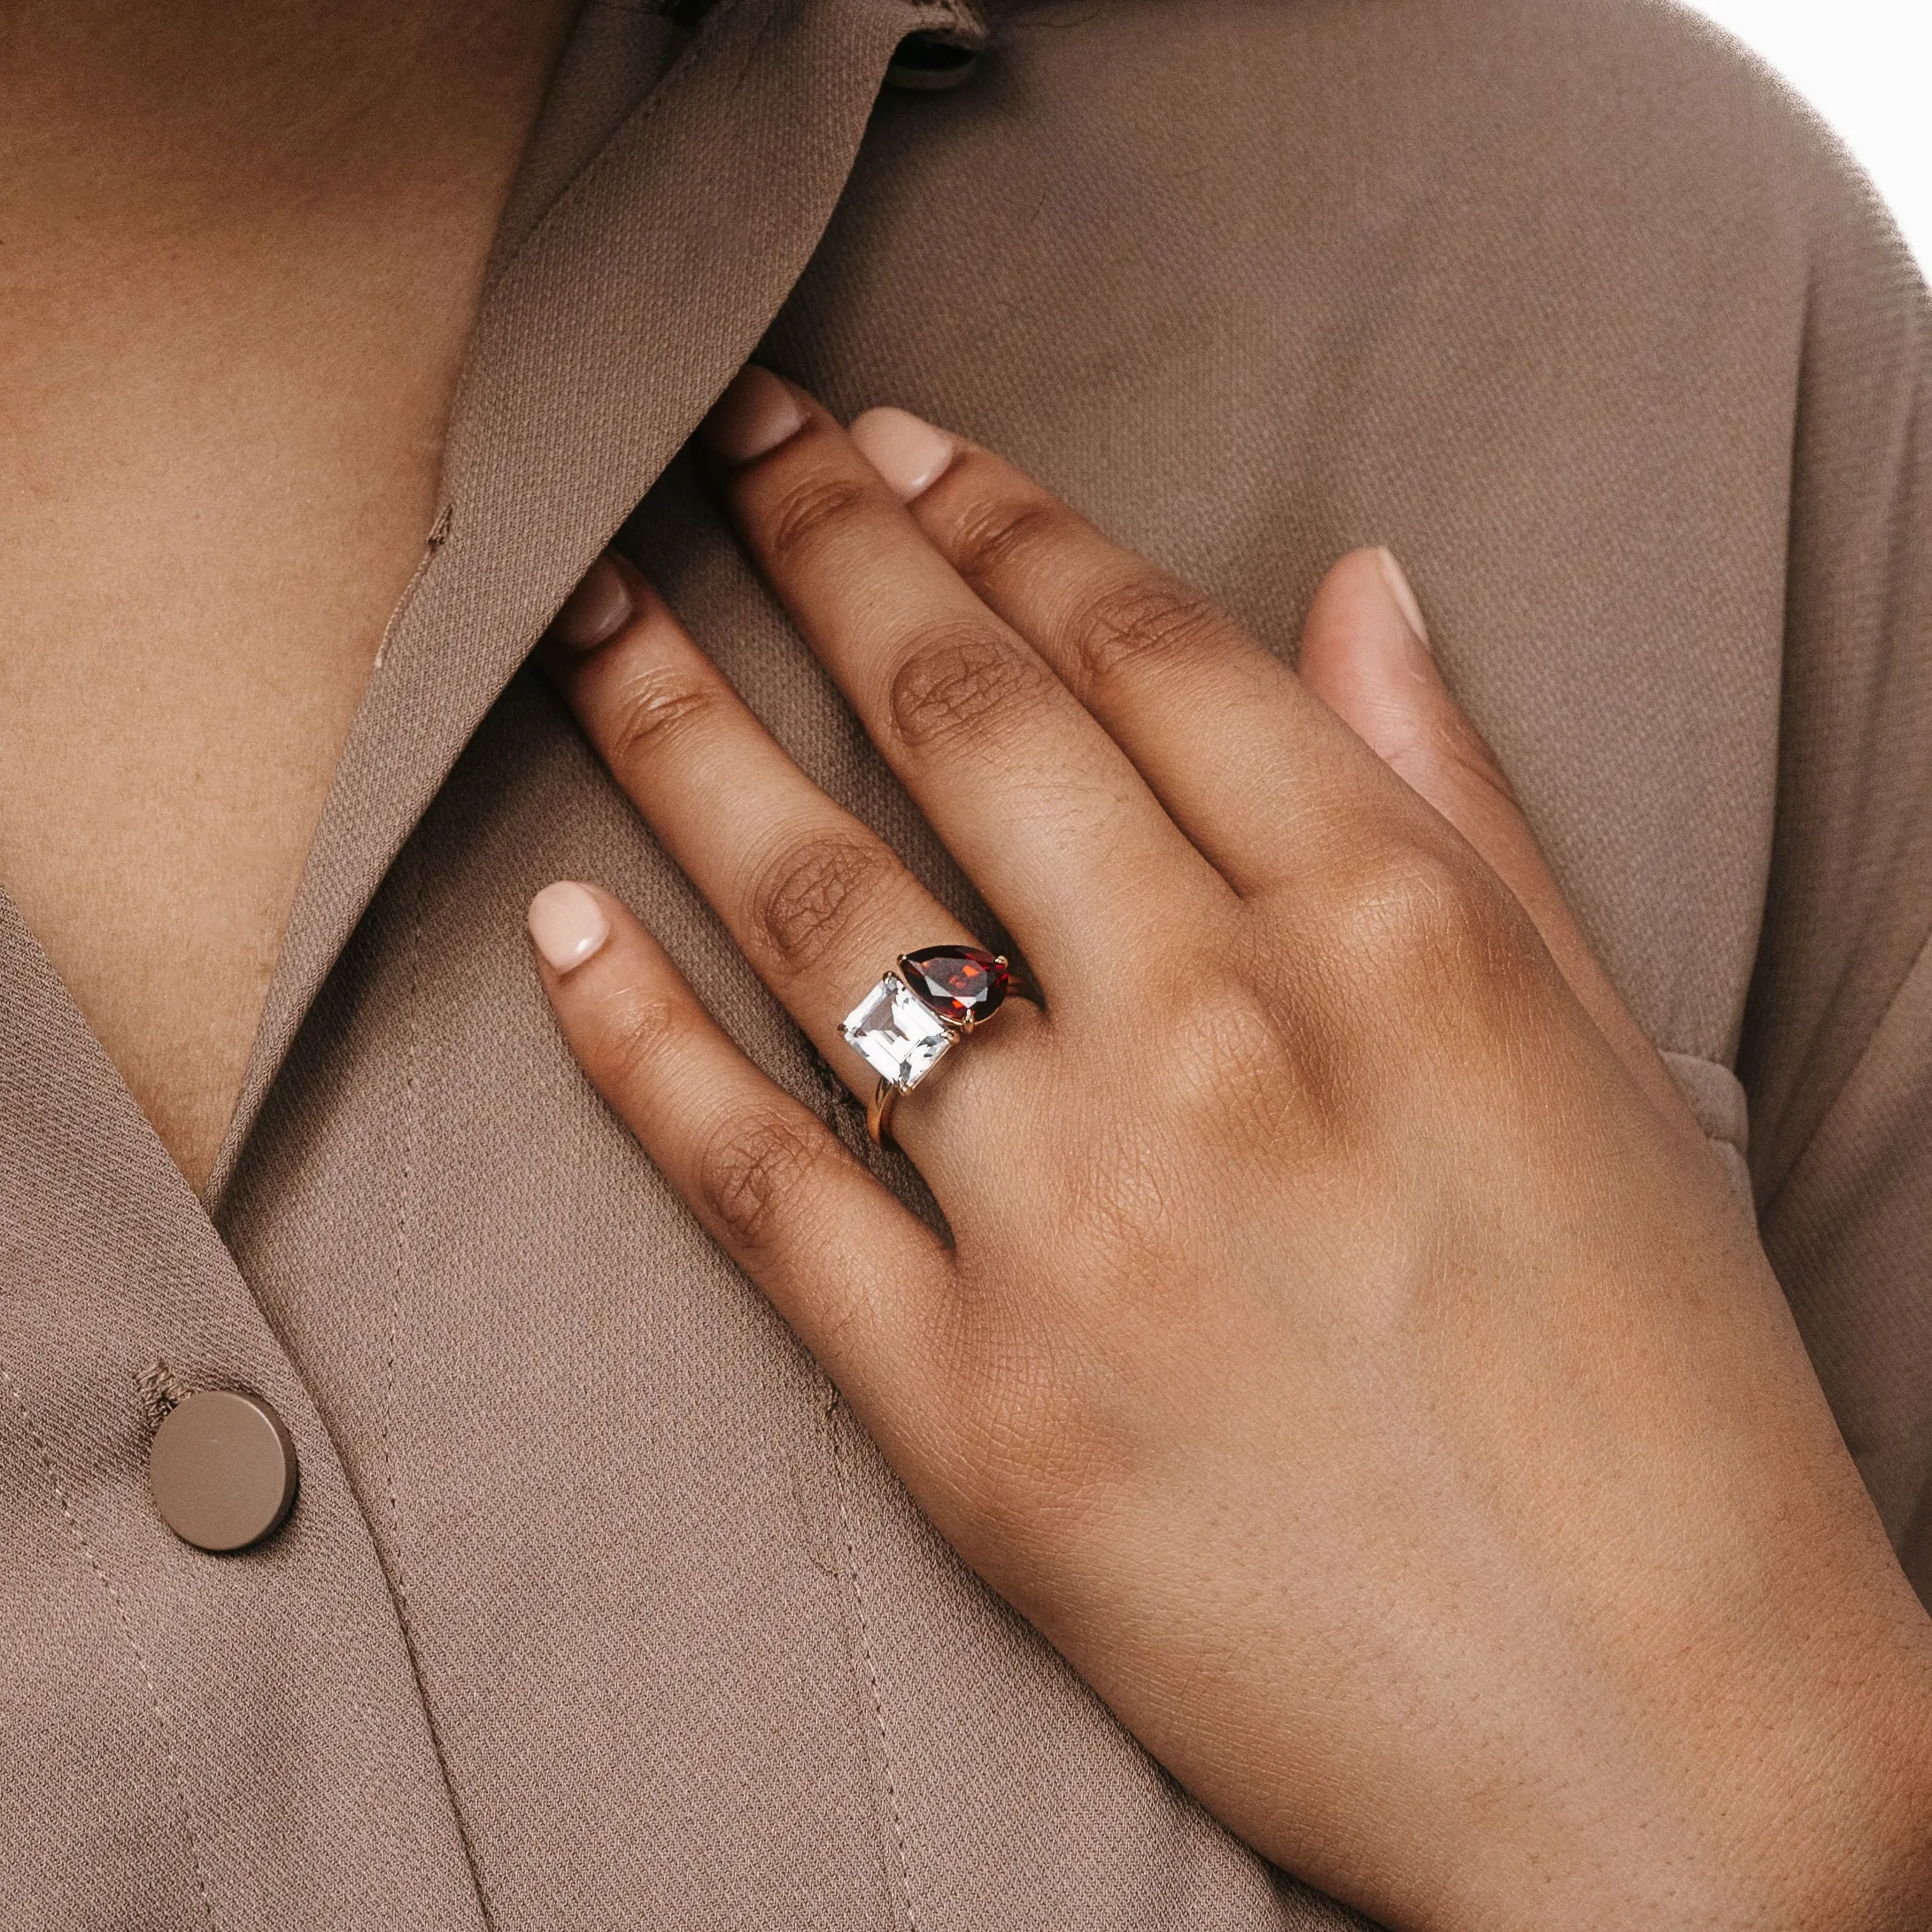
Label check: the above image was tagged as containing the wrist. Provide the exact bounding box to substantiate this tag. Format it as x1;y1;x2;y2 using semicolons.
1735;1671;1932;1930
1642;1613;1932;1932
1416;1595;1932;1932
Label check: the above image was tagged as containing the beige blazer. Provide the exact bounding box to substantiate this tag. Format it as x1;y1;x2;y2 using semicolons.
4;0;1928;1923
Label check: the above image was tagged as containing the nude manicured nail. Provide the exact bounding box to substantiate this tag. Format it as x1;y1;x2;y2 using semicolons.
1376;547;1433;653
850;406;957;501
704;366;806;465
550;554;632;652
528;883;611;972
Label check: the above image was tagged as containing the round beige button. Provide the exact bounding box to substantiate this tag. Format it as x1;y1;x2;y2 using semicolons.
150;1390;298;1553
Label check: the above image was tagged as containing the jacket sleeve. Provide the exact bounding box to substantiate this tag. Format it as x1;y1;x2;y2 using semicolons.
1737;141;1932;1597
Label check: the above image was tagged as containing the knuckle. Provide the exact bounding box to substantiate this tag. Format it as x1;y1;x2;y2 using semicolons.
1155;964;1305;1137
601;664;721;766
1068;574;1227;688
697;1109;828;1258
887;621;1055;750
762;473;876;572
1063;1129;1186;1269
946;495;1070;590
590;982;697;1093
747;831;896;975
1321;842;1525;1000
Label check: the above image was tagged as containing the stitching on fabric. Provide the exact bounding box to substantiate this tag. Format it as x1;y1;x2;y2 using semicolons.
374;505;453;674
359;848;506;1928
383;848;427;1627
0;1356;218;1927
369;844;506;1931
135;1358;189;1434
831;1406;920;1931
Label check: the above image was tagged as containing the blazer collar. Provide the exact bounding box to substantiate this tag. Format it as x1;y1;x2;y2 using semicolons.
206;0;981;1202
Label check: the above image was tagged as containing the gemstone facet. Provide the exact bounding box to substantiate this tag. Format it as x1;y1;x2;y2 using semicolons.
898;947;1009;1027
840;974;954;1090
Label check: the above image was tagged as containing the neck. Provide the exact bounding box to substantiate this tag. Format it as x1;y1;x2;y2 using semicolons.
0;0;583;1188
1;1;580;242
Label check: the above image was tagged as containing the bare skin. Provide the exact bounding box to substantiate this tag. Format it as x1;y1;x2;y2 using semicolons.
0;0;578;1186
530;368;1932;1929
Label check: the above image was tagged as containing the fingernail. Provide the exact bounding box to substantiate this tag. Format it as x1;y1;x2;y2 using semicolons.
849;406;957;501
1375;547;1432;653
549;553;632;652
528;882;611;972
703;366;806;465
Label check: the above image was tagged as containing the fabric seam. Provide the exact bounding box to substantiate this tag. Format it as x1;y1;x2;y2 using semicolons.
1760;922;1932;1223
383;846;425;1627
0;1356;218;1928
372;841;506;1931
832;1409;921;1932
373;506;453;674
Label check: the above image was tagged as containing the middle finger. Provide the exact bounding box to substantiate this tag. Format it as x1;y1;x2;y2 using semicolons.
700;367;1228;980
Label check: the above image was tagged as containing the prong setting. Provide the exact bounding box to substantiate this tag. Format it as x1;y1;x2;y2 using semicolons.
840;973;954;1092
842;944;1027;1148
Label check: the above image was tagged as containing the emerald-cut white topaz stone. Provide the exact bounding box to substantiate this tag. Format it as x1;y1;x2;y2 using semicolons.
840;973;954;1090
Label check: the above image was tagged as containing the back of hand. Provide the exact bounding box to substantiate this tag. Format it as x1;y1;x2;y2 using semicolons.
523;369;1932;1932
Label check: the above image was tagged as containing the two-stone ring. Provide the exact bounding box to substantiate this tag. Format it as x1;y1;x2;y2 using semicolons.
839;947;1037;1149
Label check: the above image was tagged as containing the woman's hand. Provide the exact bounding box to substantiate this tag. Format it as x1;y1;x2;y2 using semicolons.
527;368;1932;1931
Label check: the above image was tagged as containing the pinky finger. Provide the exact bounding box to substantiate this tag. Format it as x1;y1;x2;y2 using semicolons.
528;880;956;1419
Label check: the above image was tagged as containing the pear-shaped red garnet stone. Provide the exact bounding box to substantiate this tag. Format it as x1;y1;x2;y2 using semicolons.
900;947;1009;1027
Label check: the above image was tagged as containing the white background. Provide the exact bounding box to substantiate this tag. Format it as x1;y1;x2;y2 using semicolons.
1682;0;1930;275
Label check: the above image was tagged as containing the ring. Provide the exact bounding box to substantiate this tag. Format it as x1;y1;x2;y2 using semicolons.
838;946;1035;1149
